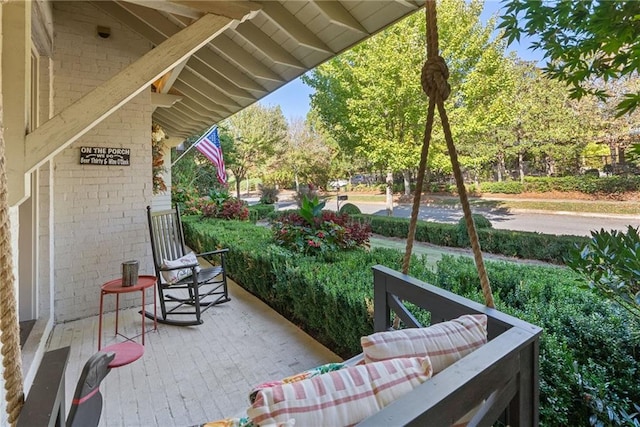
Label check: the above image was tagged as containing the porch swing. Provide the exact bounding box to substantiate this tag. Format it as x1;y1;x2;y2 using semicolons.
6;2;541;426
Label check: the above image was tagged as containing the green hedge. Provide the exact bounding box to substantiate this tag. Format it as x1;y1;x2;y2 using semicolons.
479;176;640;195
435;256;639;425
354;214;588;264
182;217;639;425
182;216;432;356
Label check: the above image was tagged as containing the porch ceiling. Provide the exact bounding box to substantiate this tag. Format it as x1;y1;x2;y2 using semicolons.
95;0;426;139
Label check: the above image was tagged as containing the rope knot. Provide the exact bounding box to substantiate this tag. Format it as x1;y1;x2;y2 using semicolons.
421;56;450;102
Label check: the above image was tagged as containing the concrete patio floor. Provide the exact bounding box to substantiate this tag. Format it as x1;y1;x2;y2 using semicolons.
48;278;342;427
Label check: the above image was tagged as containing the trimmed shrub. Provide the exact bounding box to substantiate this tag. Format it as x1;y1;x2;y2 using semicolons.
457;213;492;246
480;180;524;194
339;203;362;215
354;214;588;264
480;176;640;195
182;217;639;425
434;256;640;426
584;168;600;178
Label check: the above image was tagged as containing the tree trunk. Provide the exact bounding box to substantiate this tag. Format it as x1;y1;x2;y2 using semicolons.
545;155;555;176
235;179;241;198
518;151;525;183
386;170;394;216
403;169;411;196
294;172;300;193
497;152;504;182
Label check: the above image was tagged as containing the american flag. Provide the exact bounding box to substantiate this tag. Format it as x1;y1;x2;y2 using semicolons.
195;126;227;185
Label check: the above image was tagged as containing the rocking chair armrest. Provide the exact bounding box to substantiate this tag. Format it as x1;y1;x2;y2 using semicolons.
195;248;229;258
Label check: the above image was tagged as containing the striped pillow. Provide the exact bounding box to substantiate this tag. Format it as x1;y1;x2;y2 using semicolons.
247;356;433;427
361;314;487;374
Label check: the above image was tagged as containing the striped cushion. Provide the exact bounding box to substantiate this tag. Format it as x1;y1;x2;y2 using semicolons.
247;357;433;426
361;314;487;374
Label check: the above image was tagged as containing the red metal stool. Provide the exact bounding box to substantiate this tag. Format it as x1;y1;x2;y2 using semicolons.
101;342;145;368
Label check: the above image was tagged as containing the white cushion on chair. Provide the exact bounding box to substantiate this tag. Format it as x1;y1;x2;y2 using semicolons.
161;252;201;284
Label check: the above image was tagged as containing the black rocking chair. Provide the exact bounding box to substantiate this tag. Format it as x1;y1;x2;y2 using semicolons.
145;205;230;326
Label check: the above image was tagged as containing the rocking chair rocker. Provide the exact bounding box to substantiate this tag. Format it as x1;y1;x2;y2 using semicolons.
145;205;230;326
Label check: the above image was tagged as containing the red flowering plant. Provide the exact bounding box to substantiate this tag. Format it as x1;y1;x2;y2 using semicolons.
272;195;370;257
201;188;249;221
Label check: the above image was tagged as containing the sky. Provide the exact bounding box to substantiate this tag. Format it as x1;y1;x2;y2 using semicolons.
259;0;544;121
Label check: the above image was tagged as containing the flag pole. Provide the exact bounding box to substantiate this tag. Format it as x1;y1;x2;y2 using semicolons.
170;124;217;167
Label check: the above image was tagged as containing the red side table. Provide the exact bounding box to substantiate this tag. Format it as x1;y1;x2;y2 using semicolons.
98;275;157;350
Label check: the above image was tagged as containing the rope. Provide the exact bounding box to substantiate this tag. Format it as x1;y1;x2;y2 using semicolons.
402;0;494;308
0;76;25;424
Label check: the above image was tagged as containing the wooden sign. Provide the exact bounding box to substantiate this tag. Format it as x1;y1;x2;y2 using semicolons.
79;147;130;166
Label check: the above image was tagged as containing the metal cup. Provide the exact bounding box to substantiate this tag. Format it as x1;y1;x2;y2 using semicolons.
122;260;139;287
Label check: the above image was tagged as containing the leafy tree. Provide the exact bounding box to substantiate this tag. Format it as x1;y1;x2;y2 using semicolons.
500;0;640;116
220;104;288;197
483;60;591;180
580;78;640;172
304;12;426;209
281;116;333;191
305;0;507;206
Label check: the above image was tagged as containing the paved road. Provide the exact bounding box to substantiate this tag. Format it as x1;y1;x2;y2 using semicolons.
354;202;638;237
260;198;638;237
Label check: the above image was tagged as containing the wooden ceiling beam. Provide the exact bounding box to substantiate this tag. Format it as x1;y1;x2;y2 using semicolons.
136;7;283;83
116;2;265;94
179;70;241;108
155;58;188;94
177;96;230;119
185;57;254;100
234;22;306;69
211;34;284;83
168;1;262;21
154;110;202;132
313;1;368;34
155;108;212;129
174;70;240;109
195;45;267;93
25;13;232;171
153;111;193;131
261;2;332;54
151;92;183;108
171;81;233;115
172;101;222;123
120;0;202;19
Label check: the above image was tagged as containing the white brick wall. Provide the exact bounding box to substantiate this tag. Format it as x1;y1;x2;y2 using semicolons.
52;2;155;322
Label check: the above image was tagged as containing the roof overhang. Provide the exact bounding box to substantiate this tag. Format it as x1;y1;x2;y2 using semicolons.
98;0;426;138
